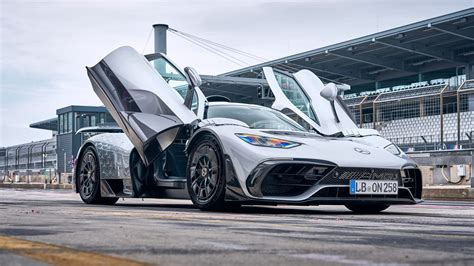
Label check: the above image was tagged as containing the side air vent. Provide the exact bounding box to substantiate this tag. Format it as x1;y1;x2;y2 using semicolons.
247;161;335;197
402;168;422;199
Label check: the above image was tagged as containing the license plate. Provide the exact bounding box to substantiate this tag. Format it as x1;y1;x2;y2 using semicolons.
349;180;398;195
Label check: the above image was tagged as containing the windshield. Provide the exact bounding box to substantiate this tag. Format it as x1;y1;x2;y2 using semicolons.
206;105;306;131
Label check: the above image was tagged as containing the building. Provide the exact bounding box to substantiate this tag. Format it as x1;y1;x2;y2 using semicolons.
54;106;115;173
1;105;115;181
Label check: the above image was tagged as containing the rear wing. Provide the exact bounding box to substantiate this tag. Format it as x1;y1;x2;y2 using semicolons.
75;126;123;135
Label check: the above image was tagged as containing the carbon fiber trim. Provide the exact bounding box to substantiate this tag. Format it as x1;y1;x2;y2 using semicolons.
246;159;336;197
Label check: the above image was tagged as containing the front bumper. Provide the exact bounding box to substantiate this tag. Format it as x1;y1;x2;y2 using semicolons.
232;159;422;205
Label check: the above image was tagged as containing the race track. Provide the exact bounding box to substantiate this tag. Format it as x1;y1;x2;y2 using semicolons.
0;189;473;265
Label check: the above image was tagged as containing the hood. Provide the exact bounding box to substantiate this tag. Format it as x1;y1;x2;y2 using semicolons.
258;129;408;169
209;125;410;170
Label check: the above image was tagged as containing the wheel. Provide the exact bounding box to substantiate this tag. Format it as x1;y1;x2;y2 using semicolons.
78;146;118;205
187;134;226;211
345;203;390;214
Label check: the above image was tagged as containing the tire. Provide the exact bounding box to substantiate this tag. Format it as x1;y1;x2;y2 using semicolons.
78;146;119;205
186;134;226;211
345;203;390;214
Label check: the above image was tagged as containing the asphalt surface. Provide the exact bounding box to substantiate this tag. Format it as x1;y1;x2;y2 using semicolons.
0;188;473;266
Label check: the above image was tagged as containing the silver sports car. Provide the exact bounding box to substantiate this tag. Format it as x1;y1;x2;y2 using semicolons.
73;46;422;213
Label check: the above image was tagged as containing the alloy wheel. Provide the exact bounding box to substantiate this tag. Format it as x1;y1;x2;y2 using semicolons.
190;145;219;201
80;151;97;199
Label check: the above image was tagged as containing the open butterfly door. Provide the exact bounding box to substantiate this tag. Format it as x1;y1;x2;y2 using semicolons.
86;46;205;166
263;67;367;136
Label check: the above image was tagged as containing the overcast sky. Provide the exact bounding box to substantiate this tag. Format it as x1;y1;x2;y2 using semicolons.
1;0;473;146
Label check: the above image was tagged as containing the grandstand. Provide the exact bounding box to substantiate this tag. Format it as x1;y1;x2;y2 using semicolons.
220;8;474;152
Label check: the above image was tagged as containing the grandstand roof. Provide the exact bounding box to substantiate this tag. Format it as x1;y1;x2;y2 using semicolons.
29;117;57;131
221;8;474;87
29;106;108;131
56;105;107;115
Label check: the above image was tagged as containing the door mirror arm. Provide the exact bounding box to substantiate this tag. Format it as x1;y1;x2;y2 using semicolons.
183;66;202;109
330;101;340;123
184;87;194;109
320;83;340;123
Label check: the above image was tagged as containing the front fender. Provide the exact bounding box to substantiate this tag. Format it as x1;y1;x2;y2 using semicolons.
185;127;227;155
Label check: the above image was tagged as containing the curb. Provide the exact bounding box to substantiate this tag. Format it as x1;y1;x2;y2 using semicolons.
0;183;73;190
422;187;473;201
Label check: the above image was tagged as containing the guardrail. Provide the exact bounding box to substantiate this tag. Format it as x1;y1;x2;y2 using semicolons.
1;169;72;185
390;131;473;152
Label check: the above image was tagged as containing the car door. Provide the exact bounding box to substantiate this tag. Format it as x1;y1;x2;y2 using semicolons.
87;46;205;166
263;67;324;133
263;67;358;136
293;69;359;132
145;53;207;119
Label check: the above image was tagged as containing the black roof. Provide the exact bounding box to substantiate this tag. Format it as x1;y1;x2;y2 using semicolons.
56;105;107;115
29;117;58;131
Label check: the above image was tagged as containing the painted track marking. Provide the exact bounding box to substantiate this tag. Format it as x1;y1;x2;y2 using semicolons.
0;235;149;266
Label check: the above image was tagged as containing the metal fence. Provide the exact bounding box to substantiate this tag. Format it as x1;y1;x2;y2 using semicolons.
457;80;474;147
1;139;58;183
344;80;474;151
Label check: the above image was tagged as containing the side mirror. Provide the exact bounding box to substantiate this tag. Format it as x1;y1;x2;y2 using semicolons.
320;83;338;101
320;83;341;123
184;66;202;87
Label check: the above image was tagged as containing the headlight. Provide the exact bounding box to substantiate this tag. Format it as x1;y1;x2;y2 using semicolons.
235;133;301;149
384;143;401;155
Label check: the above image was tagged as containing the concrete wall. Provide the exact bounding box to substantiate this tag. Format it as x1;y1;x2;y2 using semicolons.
409;150;473;187
418;164;471;186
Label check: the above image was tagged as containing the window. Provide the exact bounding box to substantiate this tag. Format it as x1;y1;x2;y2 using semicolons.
149;57;189;100
83;114;90;128
75;113;81;130
63;114;67;133
105;113;115;123
66;113;70;132
273;71;319;124
99;113;105;124
68;112;73;133
91;115;96;127
59;114;64;134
